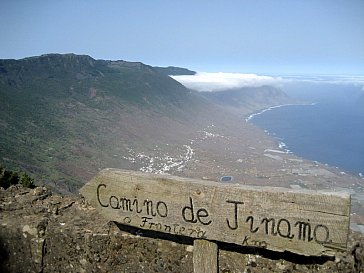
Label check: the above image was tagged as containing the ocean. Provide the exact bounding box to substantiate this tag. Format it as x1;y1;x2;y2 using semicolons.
248;81;364;178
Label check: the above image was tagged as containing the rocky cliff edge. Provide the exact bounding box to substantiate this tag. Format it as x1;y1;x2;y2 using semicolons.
1;185;364;273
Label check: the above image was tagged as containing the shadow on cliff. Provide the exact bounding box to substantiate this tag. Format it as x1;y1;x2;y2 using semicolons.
114;222;333;265
0;236;9;273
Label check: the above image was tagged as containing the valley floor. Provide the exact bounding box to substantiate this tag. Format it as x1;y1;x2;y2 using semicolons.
118;111;364;230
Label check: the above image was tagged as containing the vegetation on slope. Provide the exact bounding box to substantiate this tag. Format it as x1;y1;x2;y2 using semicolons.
0;54;294;194
0;165;35;189
0;54;213;193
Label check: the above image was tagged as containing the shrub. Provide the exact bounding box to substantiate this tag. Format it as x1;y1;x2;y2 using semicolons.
0;170;11;189
9;172;20;185
20;173;36;189
0;165;36;189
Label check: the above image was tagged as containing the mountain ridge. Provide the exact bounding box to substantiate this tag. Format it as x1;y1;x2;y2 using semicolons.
153;66;196;76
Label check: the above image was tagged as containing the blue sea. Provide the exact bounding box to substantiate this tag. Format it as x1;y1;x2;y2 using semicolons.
249;80;364;177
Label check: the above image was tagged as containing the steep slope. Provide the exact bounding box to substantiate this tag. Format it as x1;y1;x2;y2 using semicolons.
0;54;227;193
0;54;200;192
0;54;297;194
200;85;295;114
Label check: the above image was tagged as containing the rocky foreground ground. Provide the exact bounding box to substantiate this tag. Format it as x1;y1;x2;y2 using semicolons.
1;184;364;273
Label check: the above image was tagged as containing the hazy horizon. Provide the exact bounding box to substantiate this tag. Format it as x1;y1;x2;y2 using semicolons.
0;0;363;75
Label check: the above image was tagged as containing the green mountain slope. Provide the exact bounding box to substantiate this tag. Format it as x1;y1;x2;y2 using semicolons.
0;54;294;194
0;54;192;109
0;54;214;192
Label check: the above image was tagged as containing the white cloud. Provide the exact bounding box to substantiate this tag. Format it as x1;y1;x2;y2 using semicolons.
171;72;283;92
172;72;364;92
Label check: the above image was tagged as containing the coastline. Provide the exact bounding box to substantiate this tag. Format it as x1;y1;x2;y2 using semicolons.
240;104;364;229
245;102;317;122
245;102;364;180
244;103;317;155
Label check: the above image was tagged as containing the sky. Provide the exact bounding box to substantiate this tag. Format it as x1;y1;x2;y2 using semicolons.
0;0;363;75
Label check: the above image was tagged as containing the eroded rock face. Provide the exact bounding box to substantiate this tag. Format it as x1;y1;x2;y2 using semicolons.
0;185;363;273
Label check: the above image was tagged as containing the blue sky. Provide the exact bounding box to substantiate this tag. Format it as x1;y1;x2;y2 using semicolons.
0;0;363;75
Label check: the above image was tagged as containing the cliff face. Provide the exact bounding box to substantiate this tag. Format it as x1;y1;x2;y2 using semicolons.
1;185;364;273
200;85;296;114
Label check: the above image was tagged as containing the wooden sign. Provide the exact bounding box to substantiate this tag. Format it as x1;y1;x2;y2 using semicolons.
80;168;351;257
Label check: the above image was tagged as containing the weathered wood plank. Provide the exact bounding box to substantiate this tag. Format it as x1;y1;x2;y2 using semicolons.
193;240;218;273
80;168;351;256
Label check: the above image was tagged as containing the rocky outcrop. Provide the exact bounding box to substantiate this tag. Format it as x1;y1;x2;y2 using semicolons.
1;185;364;273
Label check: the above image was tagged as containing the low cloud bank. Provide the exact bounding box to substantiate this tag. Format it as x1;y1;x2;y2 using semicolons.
171;72;282;92
171;72;364;92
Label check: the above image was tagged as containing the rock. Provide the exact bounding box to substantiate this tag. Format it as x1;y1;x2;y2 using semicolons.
22;225;38;237
353;241;364;271
276;261;287;270
1;185;364;272
186;245;194;252
32;187;46;196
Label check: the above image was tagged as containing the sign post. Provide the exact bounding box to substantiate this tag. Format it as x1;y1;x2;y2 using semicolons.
193;239;218;273
80;168;351;271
